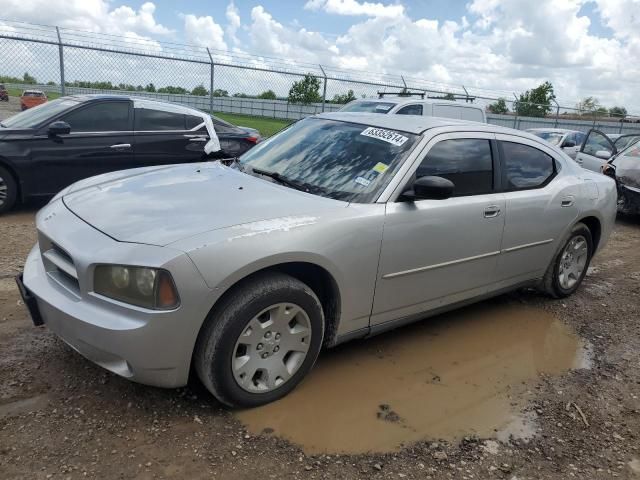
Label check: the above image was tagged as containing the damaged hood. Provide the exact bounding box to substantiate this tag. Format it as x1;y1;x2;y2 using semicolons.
62;162;346;246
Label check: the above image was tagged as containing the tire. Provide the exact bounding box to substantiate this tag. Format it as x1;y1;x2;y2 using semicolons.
541;222;593;298
0;165;18;214
194;272;325;408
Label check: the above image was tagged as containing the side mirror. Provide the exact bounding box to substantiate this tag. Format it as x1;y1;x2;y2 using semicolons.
404;175;454;201
48;121;71;136
595;150;611;160
562;140;576;148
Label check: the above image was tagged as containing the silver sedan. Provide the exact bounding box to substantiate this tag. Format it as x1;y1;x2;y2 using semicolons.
18;112;617;407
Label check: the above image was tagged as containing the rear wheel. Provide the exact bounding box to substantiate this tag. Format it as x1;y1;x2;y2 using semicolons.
194;272;324;408
542;222;593;298
0;166;18;214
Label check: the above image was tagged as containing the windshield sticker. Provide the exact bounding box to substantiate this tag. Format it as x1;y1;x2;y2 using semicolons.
375;104;393;112
354;176;371;187
372;162;389;174
360;127;408;147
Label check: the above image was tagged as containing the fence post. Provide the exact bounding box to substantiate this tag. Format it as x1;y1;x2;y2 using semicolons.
512;93;519;129
319;64;327;113
206;48;214;114
552;99;560;128
56;27;65;96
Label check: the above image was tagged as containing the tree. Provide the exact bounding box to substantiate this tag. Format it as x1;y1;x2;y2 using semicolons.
23;72;36;84
191;84;208;96
609;106;627;118
576;96;601;114
145;83;156;92
257;89;277;100
332;89;356;104
157;86;188;94
514;81;556;117
233;92;249;98
212;89;229;97
488;98;509;114
288;73;321;104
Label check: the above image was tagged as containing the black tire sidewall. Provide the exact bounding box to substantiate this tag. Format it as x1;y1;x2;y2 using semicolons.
0;165;17;214
200;276;324;408
552;224;593;297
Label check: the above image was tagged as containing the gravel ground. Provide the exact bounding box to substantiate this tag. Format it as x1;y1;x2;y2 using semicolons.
1;206;639;479
0;97;23;121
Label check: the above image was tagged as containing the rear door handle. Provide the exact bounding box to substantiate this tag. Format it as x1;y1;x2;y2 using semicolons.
110;143;131;149
484;205;501;218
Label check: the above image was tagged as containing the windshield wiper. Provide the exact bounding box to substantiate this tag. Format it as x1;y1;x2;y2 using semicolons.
250;167;311;193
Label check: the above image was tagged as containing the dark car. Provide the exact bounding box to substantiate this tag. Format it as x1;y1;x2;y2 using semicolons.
0;94;261;213
0;84;8;102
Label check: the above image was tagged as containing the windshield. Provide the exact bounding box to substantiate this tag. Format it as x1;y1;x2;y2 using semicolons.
0;98;79;128
238;118;419;203
530;131;564;146
340;101;396;114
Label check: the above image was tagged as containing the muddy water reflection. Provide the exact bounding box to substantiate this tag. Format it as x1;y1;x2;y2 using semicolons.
236;302;589;454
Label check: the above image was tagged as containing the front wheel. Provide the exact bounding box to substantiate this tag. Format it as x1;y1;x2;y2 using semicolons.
542;222;593;298
0;166;18;214
194;272;324;408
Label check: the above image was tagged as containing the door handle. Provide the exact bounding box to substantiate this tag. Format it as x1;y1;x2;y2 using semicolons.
561;196;574;207
110;143;131;149
483;205;501;218
184;135;208;142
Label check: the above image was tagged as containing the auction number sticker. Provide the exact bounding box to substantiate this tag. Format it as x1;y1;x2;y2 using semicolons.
360;127;408;147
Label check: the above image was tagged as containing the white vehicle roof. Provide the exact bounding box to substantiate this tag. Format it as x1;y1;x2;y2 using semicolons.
347;96;479;107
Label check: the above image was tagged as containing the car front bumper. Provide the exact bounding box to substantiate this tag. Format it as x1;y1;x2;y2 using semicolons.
19;199;214;388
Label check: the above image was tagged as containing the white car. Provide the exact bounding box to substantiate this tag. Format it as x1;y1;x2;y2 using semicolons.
526;128;586;159
575;129;640;173
340;95;486;123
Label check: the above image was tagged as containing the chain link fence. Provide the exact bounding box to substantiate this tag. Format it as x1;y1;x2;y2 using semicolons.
1;20;639;134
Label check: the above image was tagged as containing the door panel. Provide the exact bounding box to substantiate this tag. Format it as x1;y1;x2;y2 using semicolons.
495;135;579;286
32;100;134;194
371;133;504;326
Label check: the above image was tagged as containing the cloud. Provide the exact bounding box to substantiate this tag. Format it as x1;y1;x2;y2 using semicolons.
183;14;228;50
226;2;241;47
305;0;405;19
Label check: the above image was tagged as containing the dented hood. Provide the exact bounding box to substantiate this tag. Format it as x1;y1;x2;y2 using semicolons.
62;162;345;246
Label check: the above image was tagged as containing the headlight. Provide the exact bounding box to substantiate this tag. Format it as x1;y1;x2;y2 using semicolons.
94;265;179;310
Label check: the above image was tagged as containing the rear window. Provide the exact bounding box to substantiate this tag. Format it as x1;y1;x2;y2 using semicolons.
340;101;396;114
23;91;44;97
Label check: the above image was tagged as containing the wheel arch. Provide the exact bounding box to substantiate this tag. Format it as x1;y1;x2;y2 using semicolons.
196;260;343;353
578;215;602;252
0;156;22;201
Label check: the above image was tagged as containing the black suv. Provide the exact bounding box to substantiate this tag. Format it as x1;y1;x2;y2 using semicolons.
0;94;261;213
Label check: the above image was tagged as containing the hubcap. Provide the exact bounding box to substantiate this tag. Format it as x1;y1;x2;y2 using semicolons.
558;235;588;290
0;175;6;206
232;303;312;393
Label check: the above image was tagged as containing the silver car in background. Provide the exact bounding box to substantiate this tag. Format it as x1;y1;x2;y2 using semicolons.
576;129;640;173
17;112;617;407
526;128;586;159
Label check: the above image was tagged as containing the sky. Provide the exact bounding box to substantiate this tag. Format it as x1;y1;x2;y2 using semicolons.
2;0;639;112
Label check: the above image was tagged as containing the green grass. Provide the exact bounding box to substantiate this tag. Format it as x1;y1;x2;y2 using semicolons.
7;88;61;100
214;112;292;137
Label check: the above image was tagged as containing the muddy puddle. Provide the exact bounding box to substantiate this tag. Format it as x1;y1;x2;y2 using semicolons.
236;302;590;454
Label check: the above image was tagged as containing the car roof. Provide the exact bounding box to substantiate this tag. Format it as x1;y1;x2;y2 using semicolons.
66;93;205;114
347;97;484;109
526;128;576;133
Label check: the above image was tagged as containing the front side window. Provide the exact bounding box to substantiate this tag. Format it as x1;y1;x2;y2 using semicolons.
135;108;185;130
397;104;423;115
238;118;418;203
501;141;555;190
416;139;493;196
61;102;130;132
582;130;613;157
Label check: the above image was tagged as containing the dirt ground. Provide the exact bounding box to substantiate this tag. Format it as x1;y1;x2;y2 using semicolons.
1;204;640;479
0;96;23;121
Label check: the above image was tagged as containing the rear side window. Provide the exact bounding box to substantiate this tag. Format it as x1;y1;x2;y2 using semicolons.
135;108;185;130
397;104;423;115
62;102;130;132
416;139;493;196
501;142;555;190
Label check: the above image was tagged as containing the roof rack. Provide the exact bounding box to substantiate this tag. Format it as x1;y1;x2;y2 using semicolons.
427;94;477;103
377;91;425;99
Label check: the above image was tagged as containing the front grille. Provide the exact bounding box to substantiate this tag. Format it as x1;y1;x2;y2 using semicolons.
39;232;80;296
